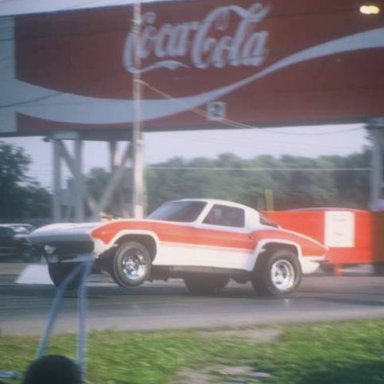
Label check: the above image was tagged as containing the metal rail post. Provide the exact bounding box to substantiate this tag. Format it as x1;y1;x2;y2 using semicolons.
132;0;145;219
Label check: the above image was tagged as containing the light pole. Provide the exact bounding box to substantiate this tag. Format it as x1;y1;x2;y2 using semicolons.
131;0;144;218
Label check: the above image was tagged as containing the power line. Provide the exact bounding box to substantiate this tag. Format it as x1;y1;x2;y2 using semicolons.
141;80;367;136
148;166;370;172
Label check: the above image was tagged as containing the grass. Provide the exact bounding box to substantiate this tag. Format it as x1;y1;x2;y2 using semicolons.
0;320;384;384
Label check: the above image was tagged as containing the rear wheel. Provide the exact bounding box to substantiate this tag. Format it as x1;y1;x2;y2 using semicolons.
48;262;83;289
184;275;229;295
252;250;302;296
111;241;152;288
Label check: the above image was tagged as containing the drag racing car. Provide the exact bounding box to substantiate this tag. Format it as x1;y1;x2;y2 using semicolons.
28;199;327;296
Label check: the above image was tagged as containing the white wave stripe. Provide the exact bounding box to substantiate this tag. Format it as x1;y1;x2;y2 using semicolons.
5;27;384;125
154;241;253;270
226;3;271;20
127;60;189;74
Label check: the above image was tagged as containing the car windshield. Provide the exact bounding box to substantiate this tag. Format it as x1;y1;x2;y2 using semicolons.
147;201;207;222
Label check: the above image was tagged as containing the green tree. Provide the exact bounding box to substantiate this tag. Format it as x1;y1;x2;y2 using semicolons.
85;151;371;215
146;152;370;211
0;142;51;219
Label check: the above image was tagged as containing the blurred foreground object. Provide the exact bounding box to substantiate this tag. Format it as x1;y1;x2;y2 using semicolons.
22;355;81;384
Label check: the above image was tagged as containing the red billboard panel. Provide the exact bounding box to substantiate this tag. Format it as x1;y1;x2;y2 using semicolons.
1;0;384;135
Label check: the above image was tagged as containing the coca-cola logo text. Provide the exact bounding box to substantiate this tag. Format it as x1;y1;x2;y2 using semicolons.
123;3;270;73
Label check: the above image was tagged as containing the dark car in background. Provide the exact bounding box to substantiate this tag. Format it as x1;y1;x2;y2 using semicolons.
0;224;36;261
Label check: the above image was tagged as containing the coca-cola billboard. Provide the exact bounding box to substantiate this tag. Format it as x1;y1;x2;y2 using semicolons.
0;0;384;135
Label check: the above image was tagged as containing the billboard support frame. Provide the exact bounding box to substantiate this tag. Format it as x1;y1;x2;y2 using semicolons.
50;134;134;222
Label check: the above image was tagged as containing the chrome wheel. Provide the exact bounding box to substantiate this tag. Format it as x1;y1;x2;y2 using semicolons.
252;249;302;296
112;241;152;288
270;259;295;291
120;251;147;281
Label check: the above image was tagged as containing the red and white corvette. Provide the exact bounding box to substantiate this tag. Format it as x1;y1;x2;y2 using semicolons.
29;199;327;296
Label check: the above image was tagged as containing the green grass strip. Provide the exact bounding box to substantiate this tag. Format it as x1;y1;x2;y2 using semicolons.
0;320;383;384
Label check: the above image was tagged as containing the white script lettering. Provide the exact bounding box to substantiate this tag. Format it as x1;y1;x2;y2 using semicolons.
123;3;270;73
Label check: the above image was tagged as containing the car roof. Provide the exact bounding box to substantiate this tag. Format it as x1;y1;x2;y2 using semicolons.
173;198;254;211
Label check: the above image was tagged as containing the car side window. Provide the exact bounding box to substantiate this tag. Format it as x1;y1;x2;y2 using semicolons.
203;205;245;228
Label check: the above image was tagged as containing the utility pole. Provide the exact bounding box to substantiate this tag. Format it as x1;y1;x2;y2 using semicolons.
132;0;144;218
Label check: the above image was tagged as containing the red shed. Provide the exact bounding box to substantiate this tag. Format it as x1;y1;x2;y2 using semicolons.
265;208;384;274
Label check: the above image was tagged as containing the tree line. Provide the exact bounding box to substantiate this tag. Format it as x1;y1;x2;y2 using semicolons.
0;141;371;221
145;152;371;213
84;151;371;214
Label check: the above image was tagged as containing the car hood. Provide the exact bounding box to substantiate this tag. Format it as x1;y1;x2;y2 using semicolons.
28;222;100;244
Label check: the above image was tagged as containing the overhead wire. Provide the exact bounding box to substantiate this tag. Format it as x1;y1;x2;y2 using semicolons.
141;80;365;136
148;166;370;172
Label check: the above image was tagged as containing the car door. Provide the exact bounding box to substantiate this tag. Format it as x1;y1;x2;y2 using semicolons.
195;204;255;270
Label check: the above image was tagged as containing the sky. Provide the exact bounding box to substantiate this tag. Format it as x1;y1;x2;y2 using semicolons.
0;1;371;189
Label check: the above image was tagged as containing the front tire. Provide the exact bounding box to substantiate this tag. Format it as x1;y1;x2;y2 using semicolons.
252;250;302;296
184;275;229;295
48;262;82;289
111;241;152;288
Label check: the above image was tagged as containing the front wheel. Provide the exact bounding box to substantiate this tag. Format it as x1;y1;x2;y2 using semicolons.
184;275;229;295
48;262;83;289
252;250;302;296
111;241;152;288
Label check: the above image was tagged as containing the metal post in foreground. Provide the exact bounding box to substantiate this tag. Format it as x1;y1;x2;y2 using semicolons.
131;0;144;218
53;139;62;222
368;118;384;211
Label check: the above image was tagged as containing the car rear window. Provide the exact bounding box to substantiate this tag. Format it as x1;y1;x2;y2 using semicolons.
203;205;245;228
148;201;207;222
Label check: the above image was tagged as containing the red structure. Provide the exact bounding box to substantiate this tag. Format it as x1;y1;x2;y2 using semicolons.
265;209;384;274
1;0;384;135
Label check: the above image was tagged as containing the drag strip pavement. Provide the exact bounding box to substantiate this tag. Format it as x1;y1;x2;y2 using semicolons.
0;263;384;336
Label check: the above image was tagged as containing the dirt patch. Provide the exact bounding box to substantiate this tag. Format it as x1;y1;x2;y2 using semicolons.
171;327;280;383
171;365;272;384
197;326;282;344
170;368;212;384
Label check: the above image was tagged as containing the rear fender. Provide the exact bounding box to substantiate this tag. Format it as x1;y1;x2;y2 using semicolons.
249;239;301;271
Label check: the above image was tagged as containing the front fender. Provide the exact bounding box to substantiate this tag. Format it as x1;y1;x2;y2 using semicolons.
92;228;160;259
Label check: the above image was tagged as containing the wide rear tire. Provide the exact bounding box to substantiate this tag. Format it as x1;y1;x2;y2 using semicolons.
111;241;152;288
184;275;229;295
48;262;82;289
252;250;302;296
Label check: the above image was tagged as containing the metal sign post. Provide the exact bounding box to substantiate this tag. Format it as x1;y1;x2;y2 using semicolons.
132;0;144;219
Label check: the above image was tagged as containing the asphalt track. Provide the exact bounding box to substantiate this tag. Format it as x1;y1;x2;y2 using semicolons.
0;263;384;336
